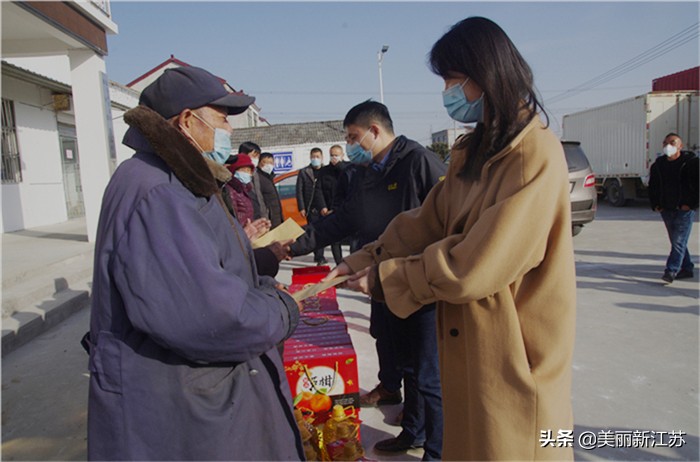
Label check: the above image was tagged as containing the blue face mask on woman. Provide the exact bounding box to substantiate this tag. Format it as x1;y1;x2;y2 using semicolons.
346;130;376;164
234;170;252;185
188;113;232;165
442;78;484;124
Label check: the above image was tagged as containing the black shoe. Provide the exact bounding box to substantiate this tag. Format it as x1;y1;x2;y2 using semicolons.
676;269;694;279
315;258;328;266
661;270;675;283
374;433;424;453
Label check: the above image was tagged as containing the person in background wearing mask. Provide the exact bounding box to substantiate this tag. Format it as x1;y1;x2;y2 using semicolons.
291;100;446;460
649;132;698;283
209;153;290;278
86;66;303;460
239;141;269;221
331;17;577;460
258;152;284;228
296;147;329;265
224;154;256;226
319;144;350;264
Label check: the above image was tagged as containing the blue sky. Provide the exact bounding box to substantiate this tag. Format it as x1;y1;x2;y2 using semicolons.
106;1;699;145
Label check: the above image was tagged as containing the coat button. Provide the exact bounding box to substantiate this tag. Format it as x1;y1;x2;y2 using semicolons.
249;369;259;376
449;328;459;337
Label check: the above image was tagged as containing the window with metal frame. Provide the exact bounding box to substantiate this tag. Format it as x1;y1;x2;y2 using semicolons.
1;98;22;184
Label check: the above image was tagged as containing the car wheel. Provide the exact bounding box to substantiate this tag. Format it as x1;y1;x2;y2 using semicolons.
605;179;626;207
572;225;583;236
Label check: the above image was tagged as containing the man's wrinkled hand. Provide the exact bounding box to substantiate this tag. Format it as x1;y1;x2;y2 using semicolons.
276;283;302;312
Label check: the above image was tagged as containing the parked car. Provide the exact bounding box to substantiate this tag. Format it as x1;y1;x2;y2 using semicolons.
562;141;596;236
273;170;307;226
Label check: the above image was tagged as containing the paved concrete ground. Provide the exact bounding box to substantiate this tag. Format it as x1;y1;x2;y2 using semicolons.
2;218;93;355
1;201;698;460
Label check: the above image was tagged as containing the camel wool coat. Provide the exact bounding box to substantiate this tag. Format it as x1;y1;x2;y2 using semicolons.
344;116;576;460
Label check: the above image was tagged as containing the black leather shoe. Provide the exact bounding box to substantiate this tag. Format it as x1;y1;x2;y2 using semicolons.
676;269;694;279
374;433;424;453
661;270;675;283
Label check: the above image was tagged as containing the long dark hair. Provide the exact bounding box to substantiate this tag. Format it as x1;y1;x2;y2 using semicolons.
429;17;548;180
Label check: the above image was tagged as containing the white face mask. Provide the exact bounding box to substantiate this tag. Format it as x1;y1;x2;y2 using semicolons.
662;144;678;157
260;164;274;175
251;156;259;168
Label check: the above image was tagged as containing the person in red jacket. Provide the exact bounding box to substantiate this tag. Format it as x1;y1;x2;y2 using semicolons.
225;154;256;225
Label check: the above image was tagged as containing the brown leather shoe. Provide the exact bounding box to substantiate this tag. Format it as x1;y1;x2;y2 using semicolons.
359;383;402;407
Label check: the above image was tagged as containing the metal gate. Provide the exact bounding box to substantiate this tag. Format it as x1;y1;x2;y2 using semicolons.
58;124;84;218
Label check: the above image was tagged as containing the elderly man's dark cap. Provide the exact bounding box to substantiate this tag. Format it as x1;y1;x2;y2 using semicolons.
139;66;255;119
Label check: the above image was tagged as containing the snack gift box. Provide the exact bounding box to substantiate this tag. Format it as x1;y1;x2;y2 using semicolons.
284;344;359;419
284;268;364;460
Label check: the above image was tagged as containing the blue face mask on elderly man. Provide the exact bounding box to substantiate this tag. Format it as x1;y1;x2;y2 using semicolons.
181;112;233;165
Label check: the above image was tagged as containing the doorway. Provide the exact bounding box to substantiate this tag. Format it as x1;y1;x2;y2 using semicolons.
58;124;84;218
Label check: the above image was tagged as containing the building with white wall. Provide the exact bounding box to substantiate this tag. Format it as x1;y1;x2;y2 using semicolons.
2;1;119;242
1;59;138;235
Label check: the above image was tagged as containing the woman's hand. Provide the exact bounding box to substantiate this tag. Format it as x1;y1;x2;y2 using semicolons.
244;218;271;240
345;266;372;295
325;262;353;281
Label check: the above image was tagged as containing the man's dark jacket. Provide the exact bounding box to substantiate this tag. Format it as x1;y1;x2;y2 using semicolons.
319;161;350;211
87;105;303;461
649;151;698;210
295;165;326;215
681;154;699;210
258;168;284;227
291;136;447;254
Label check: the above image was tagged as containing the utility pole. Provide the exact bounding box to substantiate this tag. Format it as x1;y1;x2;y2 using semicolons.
377;45;389;103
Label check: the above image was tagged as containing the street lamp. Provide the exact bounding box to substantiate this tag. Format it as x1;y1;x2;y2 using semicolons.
377;45;389;103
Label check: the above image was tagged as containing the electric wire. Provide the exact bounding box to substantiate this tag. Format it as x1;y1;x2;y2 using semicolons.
546;22;699;105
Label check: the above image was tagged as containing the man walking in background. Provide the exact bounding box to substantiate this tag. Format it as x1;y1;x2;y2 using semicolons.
649;132;698;283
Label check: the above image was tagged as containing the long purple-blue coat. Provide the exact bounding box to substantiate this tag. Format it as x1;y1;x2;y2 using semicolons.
87;105;304;460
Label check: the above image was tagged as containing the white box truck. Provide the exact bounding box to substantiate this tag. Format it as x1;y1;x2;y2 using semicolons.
562;91;699;206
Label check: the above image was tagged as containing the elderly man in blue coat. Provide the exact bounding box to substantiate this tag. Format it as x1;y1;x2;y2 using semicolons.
86;66;304;460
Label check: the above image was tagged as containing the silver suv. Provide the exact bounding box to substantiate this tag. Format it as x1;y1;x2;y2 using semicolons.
563;141;596;236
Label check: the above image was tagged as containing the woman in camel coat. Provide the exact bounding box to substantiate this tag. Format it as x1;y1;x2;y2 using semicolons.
331;17;576;460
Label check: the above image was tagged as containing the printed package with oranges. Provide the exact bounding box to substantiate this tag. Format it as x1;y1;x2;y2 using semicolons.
283;267;364;461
